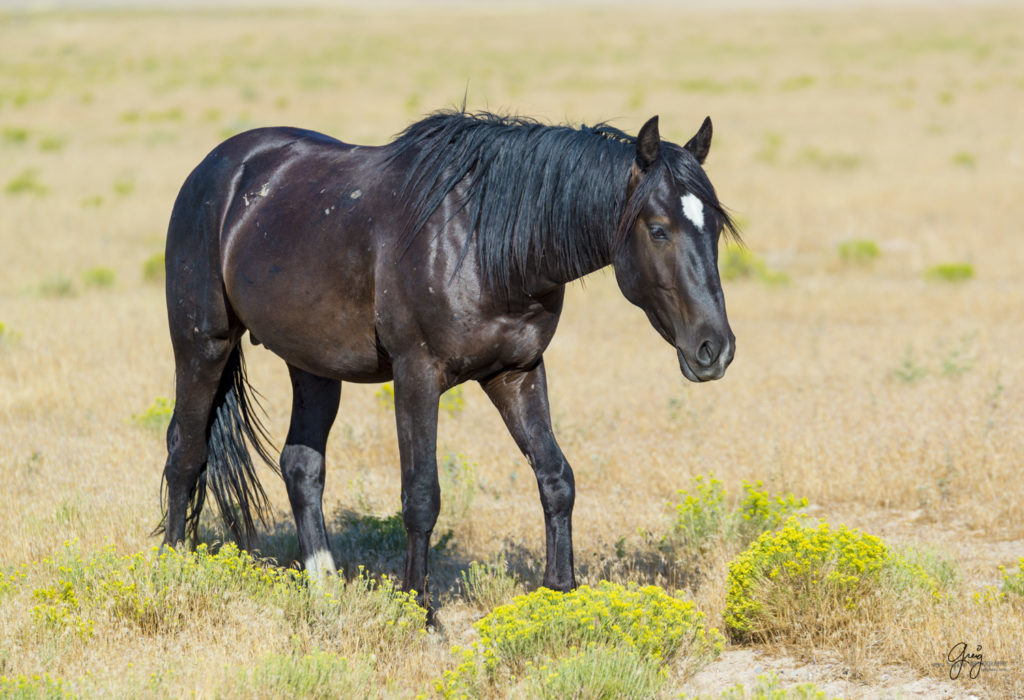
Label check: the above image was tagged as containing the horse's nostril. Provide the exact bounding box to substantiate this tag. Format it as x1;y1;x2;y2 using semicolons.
696;340;716;367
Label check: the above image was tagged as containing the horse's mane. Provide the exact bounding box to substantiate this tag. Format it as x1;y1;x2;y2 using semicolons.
386;110;735;294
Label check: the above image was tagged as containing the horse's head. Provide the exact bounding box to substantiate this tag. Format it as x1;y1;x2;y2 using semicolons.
613;115;736;383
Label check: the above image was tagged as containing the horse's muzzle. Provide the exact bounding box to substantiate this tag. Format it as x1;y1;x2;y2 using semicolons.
677;337;733;383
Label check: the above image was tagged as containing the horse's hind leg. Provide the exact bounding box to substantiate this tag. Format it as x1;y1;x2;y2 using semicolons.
161;334;236;547
281;365;341;581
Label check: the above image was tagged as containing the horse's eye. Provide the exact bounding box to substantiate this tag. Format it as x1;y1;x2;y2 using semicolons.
648;224;668;241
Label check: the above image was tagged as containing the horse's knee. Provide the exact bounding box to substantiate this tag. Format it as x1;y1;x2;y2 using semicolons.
402;478;440;534
534;455;575;515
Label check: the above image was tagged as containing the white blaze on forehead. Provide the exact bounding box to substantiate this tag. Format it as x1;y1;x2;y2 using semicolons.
681;193;705;231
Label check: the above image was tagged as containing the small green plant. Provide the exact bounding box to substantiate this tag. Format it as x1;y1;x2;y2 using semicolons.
719;246;789;285
142;252;165;283
460;553;521;610
925;262;974;282
224;650;374;699
1;126;30;144
37;275;75;298
837;238;880;265
951;151;976;168
438;452;476;527
5;168;48;195
521;644;665;699
755;132;784;164
113;174;135;197
796;147;865;171
890;345;928;383
712;671;832;699
132;397;174;434
81;266;116;289
80;194;104;208
434;581;722;697
38;135;66;152
724;518;942;643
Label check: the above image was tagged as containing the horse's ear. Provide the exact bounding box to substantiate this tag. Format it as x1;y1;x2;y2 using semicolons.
636;115;661;170
683;116;713;164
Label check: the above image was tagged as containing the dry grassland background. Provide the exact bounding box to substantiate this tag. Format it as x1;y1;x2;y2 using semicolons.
1;4;1022;697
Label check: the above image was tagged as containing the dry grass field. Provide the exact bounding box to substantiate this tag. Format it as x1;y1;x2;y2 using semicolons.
1;4;1023;698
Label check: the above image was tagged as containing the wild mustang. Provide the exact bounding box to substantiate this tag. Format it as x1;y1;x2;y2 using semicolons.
156;110;737;614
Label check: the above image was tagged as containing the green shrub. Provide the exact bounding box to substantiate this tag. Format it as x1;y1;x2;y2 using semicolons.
132;397;174;434
37;275;74;298
724;518;941;642
224;650;375;700
142;252;165;283
433;581;722;697
38;135;66;153
1;126;30;144
837;239;880;265
520;644;666;700
81;266;116;289
925;262;974;282
460;553;521;610
711;671;833;699
113;175;135;197
6;169;48;195
719;246;789;285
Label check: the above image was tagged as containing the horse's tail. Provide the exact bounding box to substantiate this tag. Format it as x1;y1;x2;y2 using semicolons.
156;343;279;548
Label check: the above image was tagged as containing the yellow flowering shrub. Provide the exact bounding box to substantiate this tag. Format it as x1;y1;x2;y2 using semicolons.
664;474;806;559
0;673;72;699
724;518;941;642
1001;557;1024;601
433;581;723;698
28;541;425;643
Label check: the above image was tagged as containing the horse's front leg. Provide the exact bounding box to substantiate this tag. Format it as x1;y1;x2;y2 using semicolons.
481;360;576;591
392;358;442;614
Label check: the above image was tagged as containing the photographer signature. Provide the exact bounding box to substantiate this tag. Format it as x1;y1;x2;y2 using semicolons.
947;642;983;680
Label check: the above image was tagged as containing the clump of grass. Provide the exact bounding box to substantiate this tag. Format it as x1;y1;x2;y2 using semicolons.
80;194;104;209
951;151;976;168
113;175;135;197
433;581;723;698
724;518;946;643
460;552;522;610
438;452;476;529
719;246;789;285
796;147;865;171
1;126;30;144
223;650;375;699
37;275;75;298
837;239;880;265
142;252;165;283
711;671;834;699
81;266;116;289
38;135;66;152
5;168;48;195
132;397;174;434
925;262;974;282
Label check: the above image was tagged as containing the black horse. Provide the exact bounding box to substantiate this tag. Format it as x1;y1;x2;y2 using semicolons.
157;110;737;612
